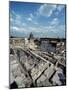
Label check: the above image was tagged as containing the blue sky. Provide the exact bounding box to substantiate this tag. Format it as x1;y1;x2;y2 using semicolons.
10;1;66;38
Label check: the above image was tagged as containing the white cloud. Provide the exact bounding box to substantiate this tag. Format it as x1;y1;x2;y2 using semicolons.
27;13;34;22
10;26;27;33
10;11;22;26
22;23;26;26
10;10;28;33
50;18;59;25
34;22;38;25
27;13;39;25
10;23;65;38
38;4;57;17
27;17;32;21
10;18;13;22
37;4;65;17
30;13;34;18
10;9;65;38
15;15;22;25
15;14;21;23
57;5;64;12
10;26;19;31
55;5;65;15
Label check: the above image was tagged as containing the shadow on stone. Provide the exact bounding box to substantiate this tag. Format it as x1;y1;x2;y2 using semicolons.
10;81;18;89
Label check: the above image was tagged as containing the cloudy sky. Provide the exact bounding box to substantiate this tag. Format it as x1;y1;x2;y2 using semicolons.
10;1;66;38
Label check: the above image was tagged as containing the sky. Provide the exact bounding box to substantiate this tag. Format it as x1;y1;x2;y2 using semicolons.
9;1;66;38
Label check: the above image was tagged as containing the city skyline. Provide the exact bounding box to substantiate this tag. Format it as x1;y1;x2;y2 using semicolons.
10;1;66;38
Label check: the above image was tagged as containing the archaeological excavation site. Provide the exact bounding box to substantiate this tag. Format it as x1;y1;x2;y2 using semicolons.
9;1;66;89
